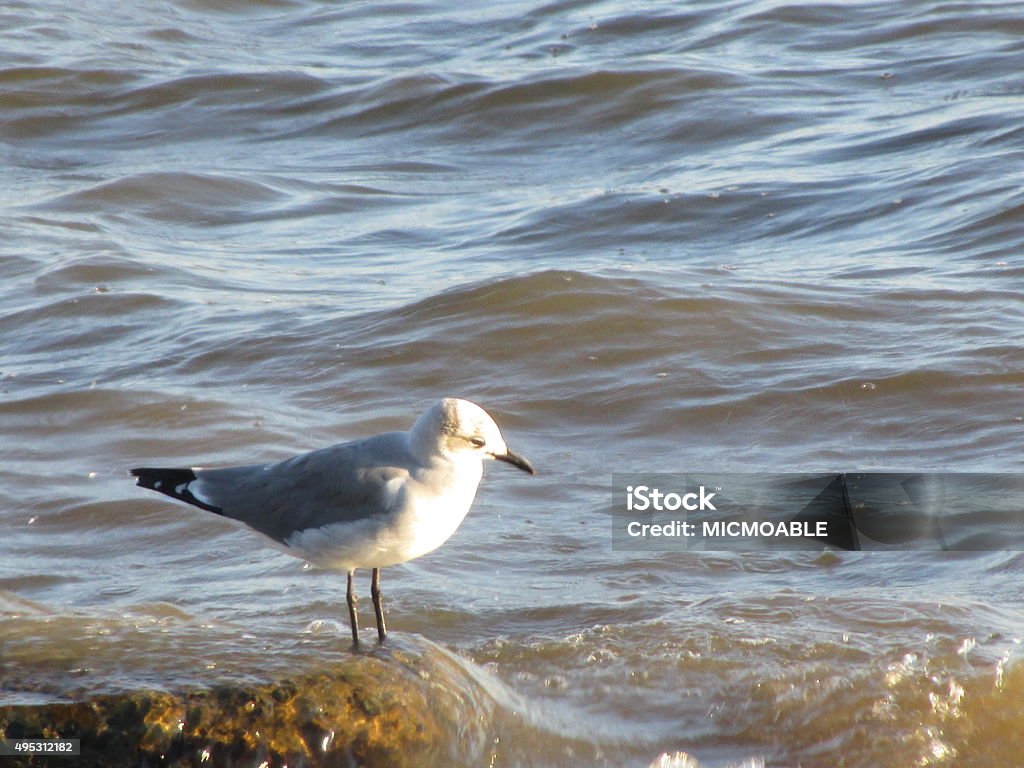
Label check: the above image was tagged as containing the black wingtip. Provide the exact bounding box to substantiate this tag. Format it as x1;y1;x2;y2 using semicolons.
130;467;222;514
130;466;197;490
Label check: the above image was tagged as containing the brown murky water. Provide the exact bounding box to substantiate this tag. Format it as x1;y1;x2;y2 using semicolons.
3;1;1024;765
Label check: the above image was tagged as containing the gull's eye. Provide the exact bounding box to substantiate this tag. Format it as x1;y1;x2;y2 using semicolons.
469;436;486;448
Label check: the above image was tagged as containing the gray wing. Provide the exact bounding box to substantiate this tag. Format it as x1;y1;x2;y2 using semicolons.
189;432;414;544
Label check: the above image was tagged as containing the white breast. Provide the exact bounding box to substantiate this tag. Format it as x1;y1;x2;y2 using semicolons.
284;458;483;571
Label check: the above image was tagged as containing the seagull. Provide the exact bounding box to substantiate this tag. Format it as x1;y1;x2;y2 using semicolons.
130;397;534;644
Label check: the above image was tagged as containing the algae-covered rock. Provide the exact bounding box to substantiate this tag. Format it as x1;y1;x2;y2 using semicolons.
0;645;491;768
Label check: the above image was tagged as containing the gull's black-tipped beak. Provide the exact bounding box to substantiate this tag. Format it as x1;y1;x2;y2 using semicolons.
494;448;535;475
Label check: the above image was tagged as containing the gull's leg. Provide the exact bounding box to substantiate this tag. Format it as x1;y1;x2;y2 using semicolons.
346;569;359;645
371;567;387;641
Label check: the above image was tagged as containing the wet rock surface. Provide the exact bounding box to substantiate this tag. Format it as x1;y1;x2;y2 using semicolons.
0;645;490;767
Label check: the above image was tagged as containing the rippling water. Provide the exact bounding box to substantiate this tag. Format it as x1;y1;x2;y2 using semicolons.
2;1;1024;766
